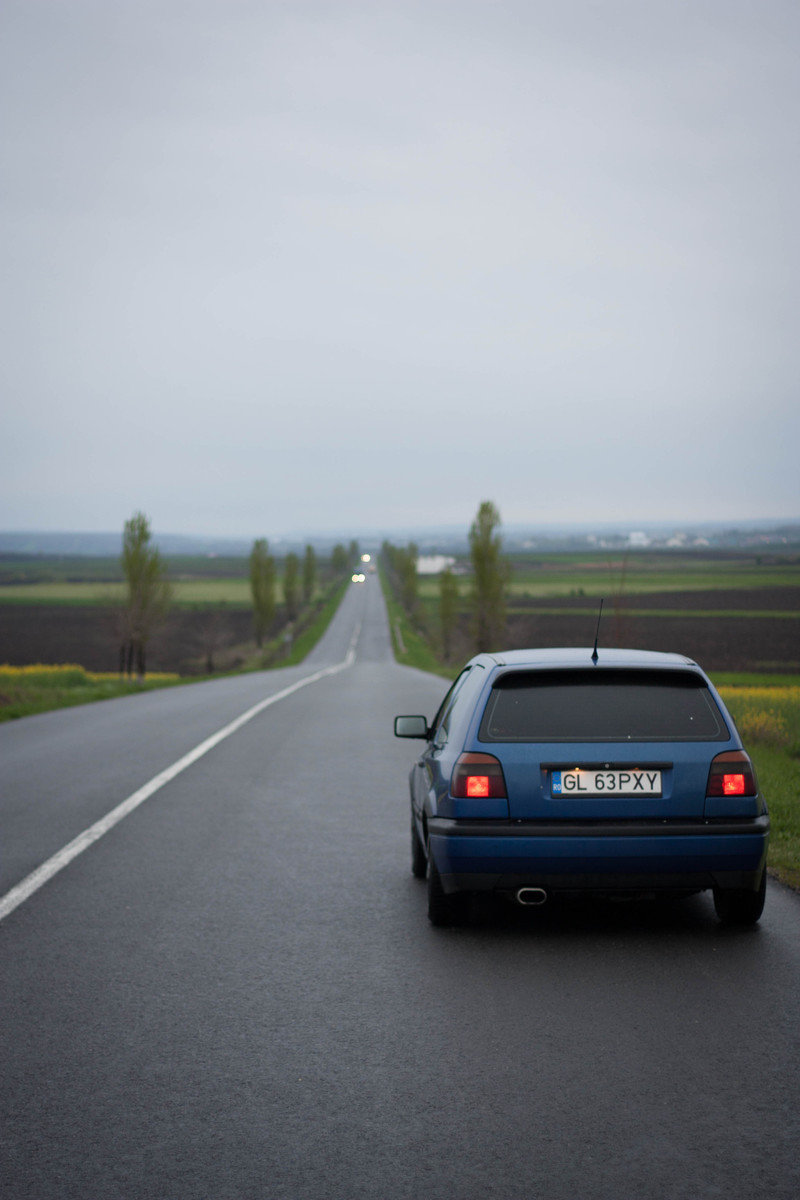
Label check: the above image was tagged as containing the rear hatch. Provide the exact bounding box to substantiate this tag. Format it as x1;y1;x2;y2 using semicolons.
473;667;733;821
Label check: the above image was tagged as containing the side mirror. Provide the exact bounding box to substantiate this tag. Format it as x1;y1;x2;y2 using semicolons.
394;715;429;739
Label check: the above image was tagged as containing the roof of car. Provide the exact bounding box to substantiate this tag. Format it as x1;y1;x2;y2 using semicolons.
473;647;700;670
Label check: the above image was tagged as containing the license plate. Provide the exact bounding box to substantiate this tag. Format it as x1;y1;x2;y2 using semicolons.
552;768;662;796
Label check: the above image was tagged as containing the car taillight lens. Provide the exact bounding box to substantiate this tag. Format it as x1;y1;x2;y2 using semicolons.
706;750;758;797
451;752;507;799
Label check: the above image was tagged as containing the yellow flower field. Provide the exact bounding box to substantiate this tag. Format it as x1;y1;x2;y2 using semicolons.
718;686;800;750
0;663;179;686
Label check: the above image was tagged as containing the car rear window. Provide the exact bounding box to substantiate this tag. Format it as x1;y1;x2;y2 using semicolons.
478;669;729;743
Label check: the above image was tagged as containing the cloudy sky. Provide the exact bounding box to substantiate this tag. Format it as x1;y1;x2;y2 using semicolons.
2;0;798;539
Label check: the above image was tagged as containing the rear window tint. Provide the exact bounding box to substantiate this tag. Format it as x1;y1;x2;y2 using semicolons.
478;669;729;743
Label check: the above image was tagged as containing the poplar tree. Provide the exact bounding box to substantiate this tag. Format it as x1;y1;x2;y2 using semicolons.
283;552;300;620
439;566;459;662
120;511;172;678
249;538;276;647
469;500;506;652
302;544;316;604
400;542;418;613
382;540;418;614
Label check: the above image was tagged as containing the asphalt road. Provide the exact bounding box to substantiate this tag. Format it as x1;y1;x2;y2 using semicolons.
1;576;799;1199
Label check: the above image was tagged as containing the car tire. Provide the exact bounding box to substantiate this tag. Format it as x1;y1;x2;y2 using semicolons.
411;817;427;879
713;869;767;926
427;844;470;927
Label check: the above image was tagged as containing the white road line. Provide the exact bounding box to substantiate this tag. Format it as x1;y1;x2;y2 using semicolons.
0;657;353;924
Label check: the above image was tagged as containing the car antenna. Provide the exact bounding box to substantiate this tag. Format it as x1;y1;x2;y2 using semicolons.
591;597;604;664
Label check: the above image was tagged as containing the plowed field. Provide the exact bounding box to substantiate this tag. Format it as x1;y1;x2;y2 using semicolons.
0;605;256;675
506;587;799;672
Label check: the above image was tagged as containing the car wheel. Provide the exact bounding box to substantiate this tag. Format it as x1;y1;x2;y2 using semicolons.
713;869;767;926
427;844;470;927
411;817;427;879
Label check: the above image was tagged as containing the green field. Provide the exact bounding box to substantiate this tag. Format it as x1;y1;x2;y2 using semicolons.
504;570;800;600
0;578;260;606
416;554;800;604
3;549;797;607
0;552;322;606
0;554;250;585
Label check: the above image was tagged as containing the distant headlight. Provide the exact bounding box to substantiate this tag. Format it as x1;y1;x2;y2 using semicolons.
351;572;366;583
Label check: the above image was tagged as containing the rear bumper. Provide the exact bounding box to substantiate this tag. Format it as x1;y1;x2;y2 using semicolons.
428;815;770;895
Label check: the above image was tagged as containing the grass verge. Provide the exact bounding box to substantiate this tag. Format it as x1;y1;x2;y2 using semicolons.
718;686;800;891
748;745;800;891
378;564;452;678
0;665;184;722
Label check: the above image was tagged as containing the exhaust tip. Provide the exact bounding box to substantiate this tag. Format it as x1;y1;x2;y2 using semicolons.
515;887;548;907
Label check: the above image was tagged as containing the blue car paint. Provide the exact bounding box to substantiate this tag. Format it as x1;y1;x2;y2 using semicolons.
429;828;768;882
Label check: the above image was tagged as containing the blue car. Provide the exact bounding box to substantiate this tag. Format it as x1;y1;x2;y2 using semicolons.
394;648;769;926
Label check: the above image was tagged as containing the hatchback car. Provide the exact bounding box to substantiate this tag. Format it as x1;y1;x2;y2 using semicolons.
394;648;769;926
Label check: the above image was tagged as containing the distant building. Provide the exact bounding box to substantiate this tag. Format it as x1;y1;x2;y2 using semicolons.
417;554;457;575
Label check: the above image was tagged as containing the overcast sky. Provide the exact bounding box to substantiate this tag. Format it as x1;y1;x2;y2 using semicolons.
1;0;798;540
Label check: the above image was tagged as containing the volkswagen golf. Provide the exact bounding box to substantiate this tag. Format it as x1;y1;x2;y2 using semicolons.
394;648;769;926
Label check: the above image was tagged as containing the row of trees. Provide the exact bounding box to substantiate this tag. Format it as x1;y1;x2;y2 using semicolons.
331;539;360;575
382;541;418;612
248;538;365;648
118;503;505;677
117;513;352;676
384;499;507;660
249;540;321;647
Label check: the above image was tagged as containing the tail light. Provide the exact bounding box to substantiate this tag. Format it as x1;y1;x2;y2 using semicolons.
451;752;507;799
706;750;758;797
